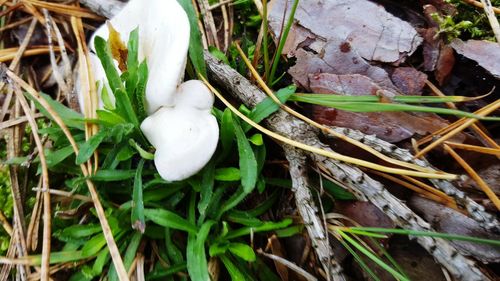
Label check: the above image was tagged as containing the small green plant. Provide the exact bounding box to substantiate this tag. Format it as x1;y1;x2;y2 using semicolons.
440;0;500;41
20;19;308;281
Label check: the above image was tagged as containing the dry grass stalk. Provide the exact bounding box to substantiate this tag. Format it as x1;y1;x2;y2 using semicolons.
444;141;500;156
370;170;458;209
416;99;500;158
0;210;13;236
12;86;51;281
424;80;499;150
462;0;500;13
443;144;500;210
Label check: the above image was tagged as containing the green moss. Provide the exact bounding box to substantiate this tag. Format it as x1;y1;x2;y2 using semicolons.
441;0;500;41
0;165;12;255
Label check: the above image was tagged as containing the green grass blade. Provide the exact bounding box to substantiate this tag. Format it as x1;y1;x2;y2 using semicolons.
291;95;499;120
76;130;107;165
220;254;246;281
224;218;292;239
233;117;258;193
94;36;124;93
292;93;481;104
186;221;215;281
144;209;198;234
338;238;381;281
262;0;270;80
349;227;500;245
268;0;300;85
132;159;145;233
338;230;409;281
177;0;207;77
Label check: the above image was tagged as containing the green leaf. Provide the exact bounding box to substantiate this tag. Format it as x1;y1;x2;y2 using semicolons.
165;228;185;264
198;160;215;219
290;95;500;121
127;27;139;72
90;169;136;181
124;232;142;270
208;46;229;65
209;242;229;257
233;118;257;193
220;109;235;151
244;85;296;131
217;187;247;219
96;110;125;125
134;60;149;121
348;227;500;246
45;145;75;168
187;221;214;281
61;224;101;239
100;81;114;110
322;178;356;200
228;243;256;262
27;93;84;130
129;139;154;160
81;234;106;257
215;167;241;181
114;88;140;127
248;134;263;146
132;159;146;233
220;255;246;281
146;263;187;280
226;211;263;227
177;0;207;77
76;130;107;165
338;230;409;281
94;36;124;93
225;219;293;239
275;225;304;238
144;209;197;234
92;248;110;276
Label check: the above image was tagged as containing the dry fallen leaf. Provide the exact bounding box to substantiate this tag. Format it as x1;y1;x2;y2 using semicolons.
288;39;397;91
268;0;422;64
450;39;500;79
391;67;428;95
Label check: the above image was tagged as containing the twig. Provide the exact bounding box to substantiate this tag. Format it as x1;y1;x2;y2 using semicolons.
284;146;346;281
324;126;500;233
204;52;491;281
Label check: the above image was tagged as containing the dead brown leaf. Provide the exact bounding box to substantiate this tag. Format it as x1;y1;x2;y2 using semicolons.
269;0;423;64
450;39;500;79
